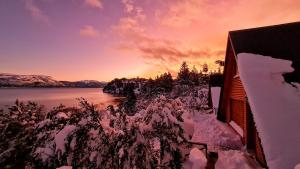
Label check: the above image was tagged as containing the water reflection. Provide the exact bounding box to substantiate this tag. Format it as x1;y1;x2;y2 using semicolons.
0;88;123;110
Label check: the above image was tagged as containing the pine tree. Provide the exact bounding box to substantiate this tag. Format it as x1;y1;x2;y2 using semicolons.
190;66;200;86
177;61;191;85
123;83;136;115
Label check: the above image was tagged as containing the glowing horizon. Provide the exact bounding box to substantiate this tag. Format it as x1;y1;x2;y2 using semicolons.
1;0;300;81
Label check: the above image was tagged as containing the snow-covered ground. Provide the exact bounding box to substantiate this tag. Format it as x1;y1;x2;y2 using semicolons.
138;85;263;169
184;113;262;169
211;87;221;113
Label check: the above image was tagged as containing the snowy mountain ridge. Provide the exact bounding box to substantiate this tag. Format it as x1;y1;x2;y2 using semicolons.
0;73;106;87
0;73;64;87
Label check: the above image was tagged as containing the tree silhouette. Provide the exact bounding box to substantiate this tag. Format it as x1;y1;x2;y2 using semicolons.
190;66;200;86
177;62;191;85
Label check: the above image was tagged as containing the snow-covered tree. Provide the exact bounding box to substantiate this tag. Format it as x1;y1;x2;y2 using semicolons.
0;95;197;169
0;100;45;168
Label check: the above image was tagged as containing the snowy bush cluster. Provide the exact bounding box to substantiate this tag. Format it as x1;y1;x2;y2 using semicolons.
0;101;45;168
164;85;210;116
0;94;201;169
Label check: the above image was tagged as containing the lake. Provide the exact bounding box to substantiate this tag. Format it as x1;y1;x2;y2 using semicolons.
0;88;123;110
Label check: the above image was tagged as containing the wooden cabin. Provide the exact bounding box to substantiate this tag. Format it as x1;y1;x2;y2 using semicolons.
217;22;300;168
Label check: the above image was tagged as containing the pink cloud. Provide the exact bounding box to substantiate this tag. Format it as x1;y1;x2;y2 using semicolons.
121;0;146;20
24;0;49;24
122;0;134;13
80;25;100;38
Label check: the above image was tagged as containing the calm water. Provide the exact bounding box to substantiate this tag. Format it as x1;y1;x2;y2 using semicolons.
0;88;122;110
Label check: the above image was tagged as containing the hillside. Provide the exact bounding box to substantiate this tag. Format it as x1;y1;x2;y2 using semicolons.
0;73;106;88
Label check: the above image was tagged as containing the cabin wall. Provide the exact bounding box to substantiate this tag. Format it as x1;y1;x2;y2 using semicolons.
219;36;267;167
219;38;267;167
218;38;235;121
228;76;247;142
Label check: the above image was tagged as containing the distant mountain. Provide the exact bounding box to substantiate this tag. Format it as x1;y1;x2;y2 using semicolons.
0;73;106;88
0;73;64;87
60;80;106;88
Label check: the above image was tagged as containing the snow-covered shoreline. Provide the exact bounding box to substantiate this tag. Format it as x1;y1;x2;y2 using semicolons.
0;84;262;169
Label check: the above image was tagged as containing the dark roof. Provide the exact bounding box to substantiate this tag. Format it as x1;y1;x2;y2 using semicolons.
229;21;300;83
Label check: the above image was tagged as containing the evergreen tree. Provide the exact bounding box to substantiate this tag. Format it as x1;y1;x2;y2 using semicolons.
123;83;136;115
177;61;191;85
159;72;173;92
190;66;200;86
143;72;173;95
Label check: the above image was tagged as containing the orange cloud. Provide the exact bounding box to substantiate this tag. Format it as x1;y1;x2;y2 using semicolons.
112;0;300;78
79;25;100;38
158;0;300;29
85;0;103;9
112;13;224;76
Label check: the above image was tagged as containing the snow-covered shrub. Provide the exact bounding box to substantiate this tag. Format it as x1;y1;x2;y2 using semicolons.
0;100;45;168
0;93;198;169
136;95;192;168
30;99;111;168
169;85;210;114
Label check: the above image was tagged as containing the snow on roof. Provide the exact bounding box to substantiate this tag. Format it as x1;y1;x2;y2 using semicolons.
237;53;300;169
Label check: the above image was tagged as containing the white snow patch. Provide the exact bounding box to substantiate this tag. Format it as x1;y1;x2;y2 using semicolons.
211;87;221;111
237;53;300;169
89;151;97;162
189;148;207;169
182;112;195;139
37;119;51;129
233;74;239;78
229;121;243;137
56;166;72;169
55;125;76;153
191;114;242;149
118;148;124;158
295;163;300;169
35;147;54;162
78;118;88;125
56;112;69;119
216;150;259;169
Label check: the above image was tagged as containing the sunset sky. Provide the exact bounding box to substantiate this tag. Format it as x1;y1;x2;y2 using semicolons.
1;0;300;81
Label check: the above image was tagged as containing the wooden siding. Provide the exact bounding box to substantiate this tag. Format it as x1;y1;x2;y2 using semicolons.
230;76;246;100
230;99;245;130
218;38;236;121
